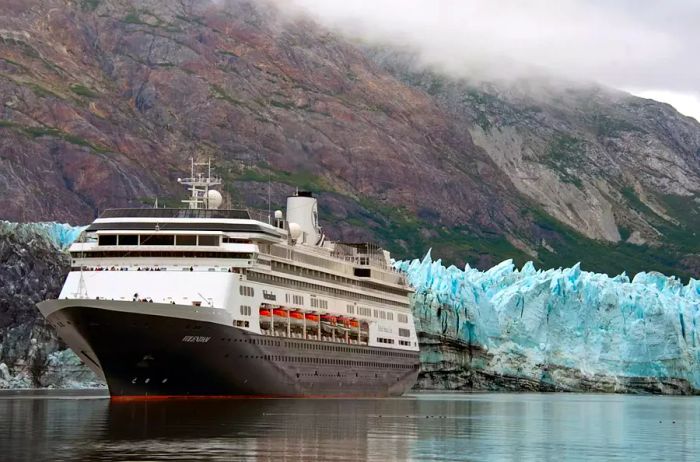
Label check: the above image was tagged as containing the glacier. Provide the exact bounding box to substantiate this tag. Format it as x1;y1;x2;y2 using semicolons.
35;222;87;249
395;252;700;393
3;221;700;393
0;220;86;250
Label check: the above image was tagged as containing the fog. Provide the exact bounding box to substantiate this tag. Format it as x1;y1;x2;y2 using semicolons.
275;0;700;120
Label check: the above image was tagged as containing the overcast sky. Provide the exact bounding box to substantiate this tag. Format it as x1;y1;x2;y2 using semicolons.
279;0;700;121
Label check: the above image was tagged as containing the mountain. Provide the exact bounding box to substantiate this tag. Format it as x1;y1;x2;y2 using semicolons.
0;0;698;278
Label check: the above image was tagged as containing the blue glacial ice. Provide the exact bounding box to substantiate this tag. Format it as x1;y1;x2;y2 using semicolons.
0;221;85;250
36;222;86;249
396;251;700;390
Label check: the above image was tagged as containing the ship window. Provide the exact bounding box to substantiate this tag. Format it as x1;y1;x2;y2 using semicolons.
347;305;355;314
118;235;138;245
240;305;252;316
239;286;254;297
386;312;394;321
141;234;175;246
399;328;411;338
198;235;220;246
98;234;117;246
176;235;197;246
398;314;408;323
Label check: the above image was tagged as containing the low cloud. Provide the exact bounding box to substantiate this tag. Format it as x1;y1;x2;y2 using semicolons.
275;0;700;118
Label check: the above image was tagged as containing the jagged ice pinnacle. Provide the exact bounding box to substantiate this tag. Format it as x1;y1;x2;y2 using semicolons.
395;251;700;389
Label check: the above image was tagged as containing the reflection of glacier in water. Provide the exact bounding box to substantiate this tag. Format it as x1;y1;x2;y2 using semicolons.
396;252;700;392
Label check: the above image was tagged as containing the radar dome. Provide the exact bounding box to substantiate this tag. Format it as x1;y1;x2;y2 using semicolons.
288;222;302;241
206;190;223;209
274;210;283;220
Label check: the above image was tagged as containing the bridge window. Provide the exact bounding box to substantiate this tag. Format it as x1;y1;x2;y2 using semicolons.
118;235;138;245
98;235;117;246
198;235;219;246
176;235;197;246
141;234;175;246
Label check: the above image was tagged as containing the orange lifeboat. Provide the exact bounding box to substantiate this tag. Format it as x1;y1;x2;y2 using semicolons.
348;319;360;329
335;316;350;333
320;314;336;323
305;313;319;323
320;314;336;334
259;308;272;329
289;311;304;327
273;308;288;318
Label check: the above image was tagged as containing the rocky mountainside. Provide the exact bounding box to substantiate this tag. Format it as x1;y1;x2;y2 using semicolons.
0;0;698;277
0;222;98;388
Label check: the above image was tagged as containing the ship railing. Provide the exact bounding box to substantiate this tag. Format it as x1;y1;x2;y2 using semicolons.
259;244;407;286
262;244;400;274
246;208;274;224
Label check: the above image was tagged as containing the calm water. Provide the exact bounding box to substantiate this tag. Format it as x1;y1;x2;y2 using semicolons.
0;391;698;461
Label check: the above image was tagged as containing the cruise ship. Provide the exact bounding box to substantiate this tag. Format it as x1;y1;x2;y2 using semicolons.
37;161;420;398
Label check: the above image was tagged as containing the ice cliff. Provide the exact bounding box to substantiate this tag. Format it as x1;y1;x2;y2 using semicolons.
396;252;700;394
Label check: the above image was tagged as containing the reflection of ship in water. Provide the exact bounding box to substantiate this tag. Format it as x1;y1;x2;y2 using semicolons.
89;399;418;460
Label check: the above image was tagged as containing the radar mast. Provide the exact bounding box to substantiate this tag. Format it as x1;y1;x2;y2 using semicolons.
177;158;222;209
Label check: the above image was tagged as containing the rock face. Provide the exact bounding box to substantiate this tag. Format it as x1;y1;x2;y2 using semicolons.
0;0;697;277
369;52;700;276
0;222;99;388
397;253;700;395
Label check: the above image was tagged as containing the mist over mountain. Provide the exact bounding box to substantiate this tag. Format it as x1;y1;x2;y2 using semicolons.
0;0;698;278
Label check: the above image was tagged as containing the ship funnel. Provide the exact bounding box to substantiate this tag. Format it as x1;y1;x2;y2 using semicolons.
286;191;322;245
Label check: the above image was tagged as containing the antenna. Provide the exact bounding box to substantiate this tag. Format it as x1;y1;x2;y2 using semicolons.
177;157;222;209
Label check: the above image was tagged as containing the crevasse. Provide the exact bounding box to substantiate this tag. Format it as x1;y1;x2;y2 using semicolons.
395;251;700;389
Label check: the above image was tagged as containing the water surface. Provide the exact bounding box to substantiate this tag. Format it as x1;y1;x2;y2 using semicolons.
0;391;697;461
